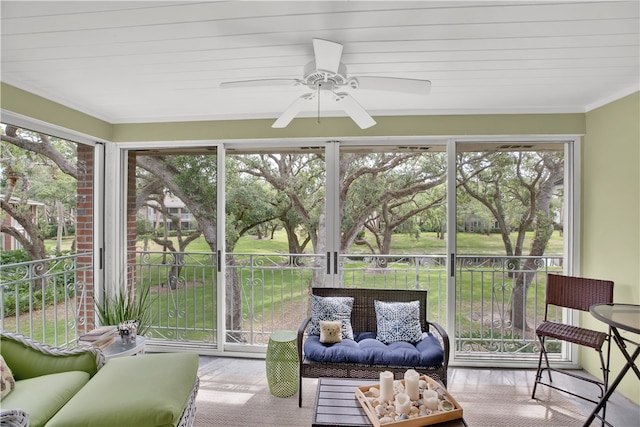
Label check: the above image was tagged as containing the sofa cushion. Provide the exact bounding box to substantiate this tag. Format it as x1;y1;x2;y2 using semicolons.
0;371;90;427
45;353;198;427
375;300;423;344
0;355;16;399
303;331;444;366
0;335;100;380
308;294;354;340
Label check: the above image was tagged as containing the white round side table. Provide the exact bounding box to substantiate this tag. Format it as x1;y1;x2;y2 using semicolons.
102;336;146;360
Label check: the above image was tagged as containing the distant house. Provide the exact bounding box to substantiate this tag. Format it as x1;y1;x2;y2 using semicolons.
141;194;195;232
459;214;499;234
0;194;45;251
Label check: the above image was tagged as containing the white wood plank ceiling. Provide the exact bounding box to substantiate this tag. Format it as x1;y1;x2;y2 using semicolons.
1;1;639;125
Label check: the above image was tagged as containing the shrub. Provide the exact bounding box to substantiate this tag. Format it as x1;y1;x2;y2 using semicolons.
95;284;153;336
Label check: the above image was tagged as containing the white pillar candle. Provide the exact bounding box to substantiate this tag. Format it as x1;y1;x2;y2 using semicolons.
404;369;420;401
395;392;411;415
379;371;394;402
423;389;439;410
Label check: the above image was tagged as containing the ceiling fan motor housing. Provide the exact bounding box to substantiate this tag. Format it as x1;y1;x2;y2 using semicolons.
303;60;348;86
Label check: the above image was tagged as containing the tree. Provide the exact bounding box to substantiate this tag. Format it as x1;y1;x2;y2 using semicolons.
349;153;446;261
235;153;325;254
1;125;78;261
30;165;77;253
237;151;448;257
341;152;447;272
457;150;563;330
139;184;202;289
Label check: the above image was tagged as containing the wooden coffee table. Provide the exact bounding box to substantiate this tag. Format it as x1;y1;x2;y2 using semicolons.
312;377;468;427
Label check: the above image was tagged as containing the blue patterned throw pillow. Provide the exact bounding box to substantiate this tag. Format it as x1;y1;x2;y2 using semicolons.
309;294;354;340
374;300;423;344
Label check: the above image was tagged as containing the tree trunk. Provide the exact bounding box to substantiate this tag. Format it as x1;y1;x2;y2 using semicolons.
282;218;302;265
225;256;246;343
508;155;562;331
379;227;394;268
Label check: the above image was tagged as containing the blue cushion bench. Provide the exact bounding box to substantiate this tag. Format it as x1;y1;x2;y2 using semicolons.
297;287;449;407
304;331;444;366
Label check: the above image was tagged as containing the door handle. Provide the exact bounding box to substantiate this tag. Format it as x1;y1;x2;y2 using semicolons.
326;252;331;274
450;253;455;277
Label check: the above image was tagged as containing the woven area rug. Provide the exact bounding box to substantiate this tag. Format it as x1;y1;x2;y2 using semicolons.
449;383;583;427
194;373;584;427
194;372;314;426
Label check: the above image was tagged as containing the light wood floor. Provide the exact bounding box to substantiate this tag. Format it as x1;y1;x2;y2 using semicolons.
198;356;639;426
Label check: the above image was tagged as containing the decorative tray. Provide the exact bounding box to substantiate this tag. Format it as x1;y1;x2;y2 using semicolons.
355;375;463;427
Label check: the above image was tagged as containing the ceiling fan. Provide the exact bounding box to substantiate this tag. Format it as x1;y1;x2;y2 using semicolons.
220;39;431;129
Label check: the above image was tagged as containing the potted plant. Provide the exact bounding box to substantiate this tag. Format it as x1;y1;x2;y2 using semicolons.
95;283;153;337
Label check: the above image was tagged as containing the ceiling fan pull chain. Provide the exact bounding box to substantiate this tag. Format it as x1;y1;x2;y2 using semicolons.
317;85;321;124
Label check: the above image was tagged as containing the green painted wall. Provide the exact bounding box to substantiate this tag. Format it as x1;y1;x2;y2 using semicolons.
110;113;585;141
1;83;112;140
582;91;640;404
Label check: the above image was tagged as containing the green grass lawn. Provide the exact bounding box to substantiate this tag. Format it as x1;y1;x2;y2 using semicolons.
152;228;563;256
44;236;76;253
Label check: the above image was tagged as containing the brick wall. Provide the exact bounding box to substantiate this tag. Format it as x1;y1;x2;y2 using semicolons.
75;145;95;333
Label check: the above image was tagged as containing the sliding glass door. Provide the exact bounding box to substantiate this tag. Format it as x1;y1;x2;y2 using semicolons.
128;147;220;347
119;136;576;364
334;141;449;326
453;140;569;363
224;145;327;346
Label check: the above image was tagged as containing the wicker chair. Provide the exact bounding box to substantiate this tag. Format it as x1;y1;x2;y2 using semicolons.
297;287;449;407
532;274;614;421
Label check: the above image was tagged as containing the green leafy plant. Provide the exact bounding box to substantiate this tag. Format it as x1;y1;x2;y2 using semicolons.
95;284;153;336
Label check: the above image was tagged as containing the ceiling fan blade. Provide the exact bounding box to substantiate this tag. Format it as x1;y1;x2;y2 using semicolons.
334;93;376;129
220;79;300;89
272;94;315;128
313;38;343;75
352;76;431;94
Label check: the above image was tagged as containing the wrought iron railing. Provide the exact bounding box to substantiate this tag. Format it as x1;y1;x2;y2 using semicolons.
1;251;563;361
0;253;92;346
340;254;448;325
455;255;563;360
133;251;218;346
131;251;562;359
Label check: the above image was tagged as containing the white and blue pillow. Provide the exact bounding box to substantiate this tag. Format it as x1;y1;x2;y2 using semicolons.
374;300;423;344
309;294;354;340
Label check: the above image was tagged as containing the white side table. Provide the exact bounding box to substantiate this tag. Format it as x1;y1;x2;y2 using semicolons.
102;336;146;360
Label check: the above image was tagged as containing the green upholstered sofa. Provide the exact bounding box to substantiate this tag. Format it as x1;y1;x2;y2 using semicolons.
0;332;199;427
